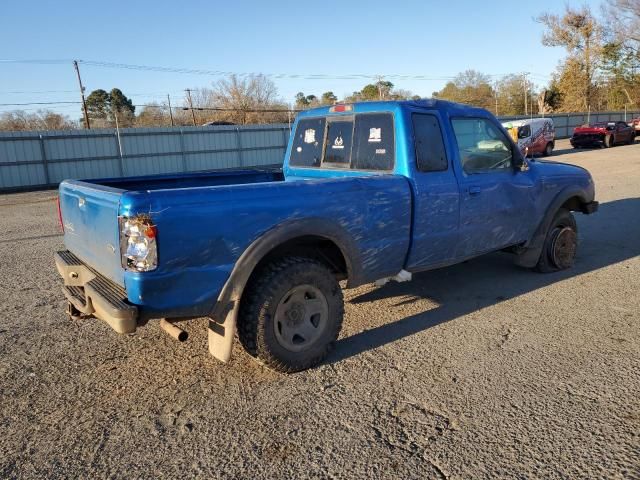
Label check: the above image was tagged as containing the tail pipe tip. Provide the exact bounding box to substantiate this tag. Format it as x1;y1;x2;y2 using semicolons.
159;319;188;342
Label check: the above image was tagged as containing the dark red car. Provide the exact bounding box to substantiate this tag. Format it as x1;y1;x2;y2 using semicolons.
570;121;636;148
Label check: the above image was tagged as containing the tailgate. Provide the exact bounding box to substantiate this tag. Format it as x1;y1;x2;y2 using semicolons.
59;180;124;286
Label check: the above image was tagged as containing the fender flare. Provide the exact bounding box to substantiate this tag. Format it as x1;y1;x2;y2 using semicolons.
207;218;361;362
515;186;589;268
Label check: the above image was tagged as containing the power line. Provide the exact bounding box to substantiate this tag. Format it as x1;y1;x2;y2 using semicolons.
0;90;77;94
0;101;81;106
0;100;300;113
1;58;559;85
78;60;520;81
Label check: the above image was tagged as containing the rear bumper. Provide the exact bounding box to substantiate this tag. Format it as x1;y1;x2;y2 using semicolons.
55;251;138;333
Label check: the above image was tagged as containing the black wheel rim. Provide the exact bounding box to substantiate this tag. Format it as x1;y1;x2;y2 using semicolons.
550;227;577;269
273;284;329;352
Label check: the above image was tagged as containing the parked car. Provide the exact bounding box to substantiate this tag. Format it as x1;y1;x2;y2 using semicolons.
502;118;555;157
570;121;636;148
55;99;599;373
629;118;640;134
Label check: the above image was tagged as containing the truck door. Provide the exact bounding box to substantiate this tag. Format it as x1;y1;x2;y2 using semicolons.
450;117;535;258
405;111;460;270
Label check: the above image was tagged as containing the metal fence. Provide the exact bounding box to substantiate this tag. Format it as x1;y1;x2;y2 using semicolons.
0;124;290;192
1;109;639;192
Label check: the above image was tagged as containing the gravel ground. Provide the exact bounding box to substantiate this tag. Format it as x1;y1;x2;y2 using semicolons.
0;139;638;479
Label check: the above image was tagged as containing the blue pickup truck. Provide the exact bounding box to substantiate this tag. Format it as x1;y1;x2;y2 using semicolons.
55;99;598;372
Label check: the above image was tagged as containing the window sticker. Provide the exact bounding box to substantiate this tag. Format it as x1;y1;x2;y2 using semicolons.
304;128;316;144
375;148;386;154
368;127;382;142
296;146;302;152
332;135;345;149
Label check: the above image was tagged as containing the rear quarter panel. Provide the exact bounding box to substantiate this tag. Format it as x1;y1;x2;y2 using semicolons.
121;175;411;318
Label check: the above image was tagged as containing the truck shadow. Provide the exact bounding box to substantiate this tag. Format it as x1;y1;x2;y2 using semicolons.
551;145;598;156
329;197;640;365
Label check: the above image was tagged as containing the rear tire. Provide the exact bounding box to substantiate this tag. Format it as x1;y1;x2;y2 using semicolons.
534;208;578;273
543;142;554;156
628;134;635;145
238;256;344;373
603;134;613;148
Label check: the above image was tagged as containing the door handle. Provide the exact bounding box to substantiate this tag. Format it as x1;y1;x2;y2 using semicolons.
468;186;481;196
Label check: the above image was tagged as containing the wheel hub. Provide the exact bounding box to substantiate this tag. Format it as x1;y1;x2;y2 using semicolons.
550;227;577;269
274;284;329;352
285;302;305;326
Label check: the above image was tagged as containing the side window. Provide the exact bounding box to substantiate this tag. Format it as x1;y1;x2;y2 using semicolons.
323;119;354;167
518;124;531;139
412;113;448;172
352;113;394;170
451;118;513;174
290;117;326;167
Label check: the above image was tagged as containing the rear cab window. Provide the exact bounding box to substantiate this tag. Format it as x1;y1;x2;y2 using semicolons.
290;112;394;171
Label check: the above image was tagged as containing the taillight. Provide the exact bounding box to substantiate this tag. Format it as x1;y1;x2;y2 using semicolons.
56;197;64;233
119;215;158;272
329;104;353;113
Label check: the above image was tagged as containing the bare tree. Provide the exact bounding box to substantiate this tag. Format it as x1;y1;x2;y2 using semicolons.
537;6;603;110
136;103;172;127
0;110;77;131
433;70;496;110
604;0;640;54
189;74;288;125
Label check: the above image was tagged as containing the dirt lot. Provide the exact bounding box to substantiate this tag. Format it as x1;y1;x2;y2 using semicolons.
0;139;638;479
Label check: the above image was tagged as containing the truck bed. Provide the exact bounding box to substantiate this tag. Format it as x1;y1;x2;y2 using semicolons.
90;167;284;191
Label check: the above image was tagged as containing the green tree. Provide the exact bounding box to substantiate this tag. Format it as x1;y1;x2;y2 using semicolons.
599;42;639;109
359;81;394;100
85;89;110;123
85;88;135;127
109;88;135;115
321;91;337;104
295;92;320;109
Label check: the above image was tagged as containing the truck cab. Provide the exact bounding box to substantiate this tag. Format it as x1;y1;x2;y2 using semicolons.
56;99;598;373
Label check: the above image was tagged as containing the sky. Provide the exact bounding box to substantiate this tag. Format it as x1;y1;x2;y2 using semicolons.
0;0;602;119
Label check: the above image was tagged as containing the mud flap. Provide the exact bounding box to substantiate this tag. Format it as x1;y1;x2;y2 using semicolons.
207;310;237;363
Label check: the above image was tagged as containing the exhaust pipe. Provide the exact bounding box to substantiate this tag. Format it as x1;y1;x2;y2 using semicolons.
159;319;188;342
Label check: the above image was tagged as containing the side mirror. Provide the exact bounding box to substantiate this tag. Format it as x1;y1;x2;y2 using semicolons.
514;147;529;172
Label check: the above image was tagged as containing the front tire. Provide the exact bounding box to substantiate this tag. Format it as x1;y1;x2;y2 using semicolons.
534;208;578;273
603;134;613;148
238;257;344;373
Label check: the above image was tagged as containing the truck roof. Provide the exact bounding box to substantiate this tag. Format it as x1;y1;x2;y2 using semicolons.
296;98;492;120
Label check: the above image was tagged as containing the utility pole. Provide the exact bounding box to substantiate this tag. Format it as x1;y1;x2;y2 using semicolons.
167;94;175;126
522;72;530;116
185;89;197;126
376;75;384;100
73;60;91;129
494;81;499;116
